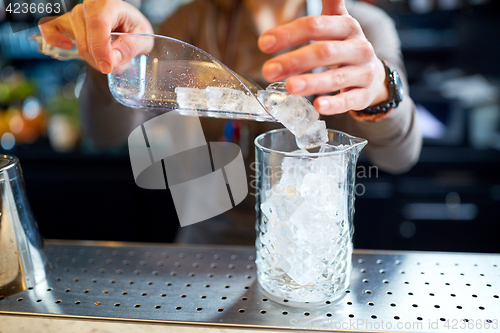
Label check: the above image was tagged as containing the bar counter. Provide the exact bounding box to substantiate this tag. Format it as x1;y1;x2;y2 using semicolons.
0;240;498;332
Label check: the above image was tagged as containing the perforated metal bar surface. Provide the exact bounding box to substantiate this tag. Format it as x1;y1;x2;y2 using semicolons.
0;241;499;332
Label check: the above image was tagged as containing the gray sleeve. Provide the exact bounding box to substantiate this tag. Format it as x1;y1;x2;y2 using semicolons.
340;1;422;174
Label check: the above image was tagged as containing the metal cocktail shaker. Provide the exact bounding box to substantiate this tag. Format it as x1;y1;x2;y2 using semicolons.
0;155;48;297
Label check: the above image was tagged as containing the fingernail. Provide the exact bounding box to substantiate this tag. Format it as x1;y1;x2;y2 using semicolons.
264;62;282;80
112;49;123;66
318;99;330;112
259;34;276;51
290;78;306;94
98;60;111;74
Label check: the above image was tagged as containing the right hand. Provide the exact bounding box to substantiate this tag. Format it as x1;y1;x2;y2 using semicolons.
258;0;388;116
39;0;154;74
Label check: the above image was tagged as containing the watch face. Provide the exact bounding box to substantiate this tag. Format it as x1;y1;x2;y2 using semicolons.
393;70;404;104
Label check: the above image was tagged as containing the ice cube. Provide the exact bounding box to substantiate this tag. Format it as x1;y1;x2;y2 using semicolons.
175;87;207;113
206;87;245;112
280;154;313;190
260;184;304;223
257;89;288;111
318;143;347;155
295;120;328;150
266;81;287;91
286;249;321;285
300;173;343;213
288;261;324;285
268;253;292;274
319;143;343;153
313;145;346;184
242;94;268;117
270;95;319;137
287;202;344;257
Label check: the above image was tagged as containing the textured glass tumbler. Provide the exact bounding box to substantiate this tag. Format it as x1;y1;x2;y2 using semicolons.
254;129;367;307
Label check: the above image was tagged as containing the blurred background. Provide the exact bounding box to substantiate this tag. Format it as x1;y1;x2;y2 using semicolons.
0;0;499;252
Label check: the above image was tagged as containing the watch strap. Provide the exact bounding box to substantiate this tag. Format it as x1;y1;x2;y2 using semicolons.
349;108;393;122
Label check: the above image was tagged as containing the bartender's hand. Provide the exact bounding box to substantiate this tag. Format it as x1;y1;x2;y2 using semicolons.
39;0;153;74
258;0;388;115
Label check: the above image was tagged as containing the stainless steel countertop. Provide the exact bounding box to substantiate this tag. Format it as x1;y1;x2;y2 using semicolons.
0;240;499;332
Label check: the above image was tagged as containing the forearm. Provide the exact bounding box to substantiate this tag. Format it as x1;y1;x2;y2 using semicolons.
79;67;147;148
342;96;421;174
343;1;421;173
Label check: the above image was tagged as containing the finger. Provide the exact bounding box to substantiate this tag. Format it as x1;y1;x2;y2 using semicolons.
38;16;74;50
70;6;98;69
262;39;373;82
258;15;359;54
321;0;348;16
83;0;114;73
109;3;156;68
110;34;155;69
314;88;371;115
84;0;154;73
286;65;375;96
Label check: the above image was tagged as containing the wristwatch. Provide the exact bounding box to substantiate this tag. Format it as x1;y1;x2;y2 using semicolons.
359;60;404;115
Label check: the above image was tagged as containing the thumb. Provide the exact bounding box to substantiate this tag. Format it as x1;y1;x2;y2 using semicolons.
321;0;348;15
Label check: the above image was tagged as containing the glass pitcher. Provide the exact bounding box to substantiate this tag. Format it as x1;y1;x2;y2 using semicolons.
254;129;367;307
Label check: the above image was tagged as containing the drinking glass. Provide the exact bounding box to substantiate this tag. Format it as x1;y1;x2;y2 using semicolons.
254;129;367;306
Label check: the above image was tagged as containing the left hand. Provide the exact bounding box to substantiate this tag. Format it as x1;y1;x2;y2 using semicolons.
258;0;388;115
39;0;154;74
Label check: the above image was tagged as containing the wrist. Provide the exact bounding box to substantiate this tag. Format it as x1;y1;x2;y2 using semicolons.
370;59;389;107
351;60;404;122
